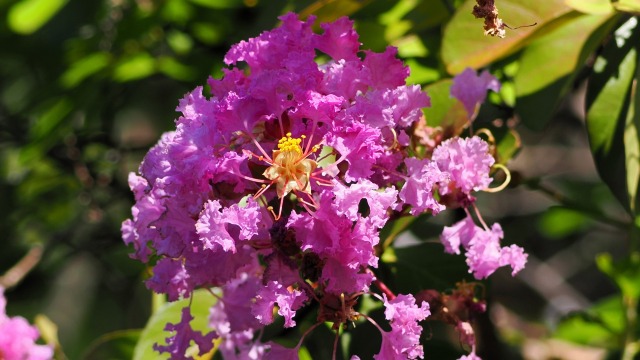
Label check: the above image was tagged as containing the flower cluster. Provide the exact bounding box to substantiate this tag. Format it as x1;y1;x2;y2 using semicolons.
0;287;53;360
122;13;527;359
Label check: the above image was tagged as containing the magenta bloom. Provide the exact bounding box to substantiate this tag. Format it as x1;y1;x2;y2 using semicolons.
0;288;53;360
375;294;430;359
450;67;500;117
441;215;527;279
122;11;524;359
432;136;495;198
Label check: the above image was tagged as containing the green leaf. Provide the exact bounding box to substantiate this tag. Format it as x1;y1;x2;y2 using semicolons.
300;0;373;23
442;0;573;74
597;252;640;300
393;242;472;293
81;330;142;360
514;12;616;129
586;17;640;213
113;53;156;82
554;295;624;348
423;79;468;133
133;289;217;360
187;0;245;9
565;0;615;15
612;0;640;13
7;0;68;35
538;206;591;238
60;52;111;88
29;97;73;141
495;128;521;164
157;57;197;81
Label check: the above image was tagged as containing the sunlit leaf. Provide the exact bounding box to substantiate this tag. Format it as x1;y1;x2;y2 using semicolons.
191;23;224;45
423;79;468;134
586;17;639;213
597;252;640;300
405;59;441;85
538;206;590;238
187;0;245;9
157;57;197;81
7;0;68;35
554;295;624;348
514;12;616;129
495;128;521;164
300;0;373;23
167;30;194;55
612;0;640;13
113;53;156;82
60;53;111;88
133;289;217;360
565;0;615;14
442;0;572;74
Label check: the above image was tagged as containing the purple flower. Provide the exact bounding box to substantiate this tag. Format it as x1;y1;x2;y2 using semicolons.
154;307;217;360
0;288;53;360
432;136;494;196
264;342;300;360
399;157;448;215
196;198;262;253
450;67;500;117
253;281;307;328
440;215;528;279
375;294;430;359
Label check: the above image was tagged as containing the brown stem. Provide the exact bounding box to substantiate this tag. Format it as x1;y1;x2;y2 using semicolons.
0;246;44;289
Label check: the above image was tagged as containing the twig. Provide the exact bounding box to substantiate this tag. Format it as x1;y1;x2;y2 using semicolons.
0;246;44;289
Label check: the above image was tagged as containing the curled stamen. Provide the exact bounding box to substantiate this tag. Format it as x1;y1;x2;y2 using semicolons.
474;128;495;146
483;163;511;193
385;127;399;151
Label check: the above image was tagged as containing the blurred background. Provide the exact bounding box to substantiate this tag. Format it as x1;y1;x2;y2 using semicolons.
0;0;636;359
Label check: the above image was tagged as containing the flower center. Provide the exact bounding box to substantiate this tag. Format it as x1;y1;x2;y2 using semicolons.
263;133;318;198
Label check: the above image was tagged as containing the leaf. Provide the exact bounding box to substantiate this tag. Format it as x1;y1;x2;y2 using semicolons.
442;0;573;74
565;0;615;15
612;0;640;13
597;252;640;300
554;295;624;348
423;79;468;134
514;12;616;129
187;0;245;9
133;289;217;360
586;17;640;213
7;0;68;35
393;242;472;293
300;0;374;23
157;57;197;81
538;206;591;238
60;52;111;88
113;53;156;83
81;330;142;360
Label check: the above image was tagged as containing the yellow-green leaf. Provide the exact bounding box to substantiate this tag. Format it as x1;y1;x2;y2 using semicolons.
60;53;111;88
586;17;639;213
7;0;68;35
133;289;217;360
565;0;614;14
442;0;572;74
514;12;616;129
113;53;156;82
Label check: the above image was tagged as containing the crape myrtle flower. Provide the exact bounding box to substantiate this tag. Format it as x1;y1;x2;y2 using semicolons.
450;67;500;118
122;11;525;359
0;287;53;360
